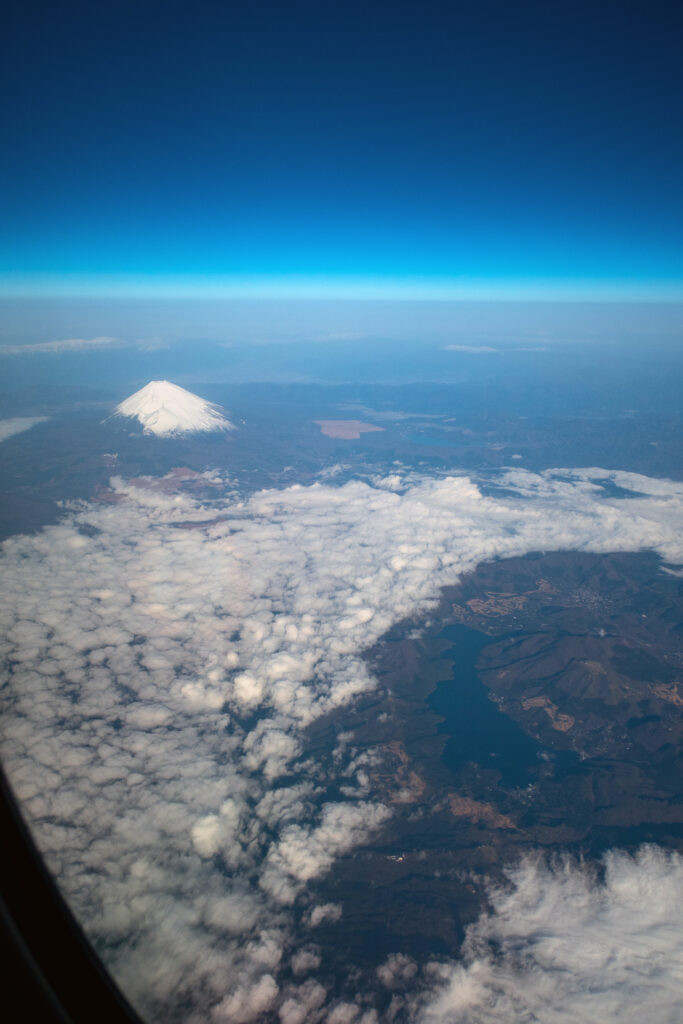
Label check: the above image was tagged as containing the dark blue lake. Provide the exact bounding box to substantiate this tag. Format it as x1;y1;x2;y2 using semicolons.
428;623;543;788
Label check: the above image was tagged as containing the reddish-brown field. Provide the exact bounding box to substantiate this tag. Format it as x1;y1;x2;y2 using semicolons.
314;420;385;439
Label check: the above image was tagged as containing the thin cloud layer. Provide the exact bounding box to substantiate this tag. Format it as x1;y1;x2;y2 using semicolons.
0;416;49;441
0;335;119;355
1;467;682;1021
442;344;548;354
442;345;500;353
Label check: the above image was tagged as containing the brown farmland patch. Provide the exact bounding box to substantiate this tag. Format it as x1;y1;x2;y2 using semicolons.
314;420;385;440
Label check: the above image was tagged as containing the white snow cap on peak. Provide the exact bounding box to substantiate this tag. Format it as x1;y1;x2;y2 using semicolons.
114;380;235;437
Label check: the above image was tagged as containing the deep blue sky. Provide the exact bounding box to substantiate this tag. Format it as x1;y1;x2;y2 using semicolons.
2;0;682;299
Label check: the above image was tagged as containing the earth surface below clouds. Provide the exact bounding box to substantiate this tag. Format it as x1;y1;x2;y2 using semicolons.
0;378;682;1023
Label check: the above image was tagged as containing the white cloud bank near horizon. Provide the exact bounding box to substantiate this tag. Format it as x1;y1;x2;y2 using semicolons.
442;344;548;354
0;335;120;355
1;466;682;1022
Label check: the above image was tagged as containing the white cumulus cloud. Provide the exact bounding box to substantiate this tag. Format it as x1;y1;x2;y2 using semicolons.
411;845;683;1024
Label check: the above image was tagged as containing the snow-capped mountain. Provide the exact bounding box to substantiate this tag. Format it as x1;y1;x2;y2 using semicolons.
114;380;235;437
